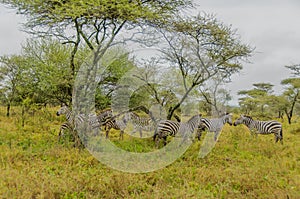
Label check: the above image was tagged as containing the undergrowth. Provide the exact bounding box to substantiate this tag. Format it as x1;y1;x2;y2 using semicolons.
0;106;299;198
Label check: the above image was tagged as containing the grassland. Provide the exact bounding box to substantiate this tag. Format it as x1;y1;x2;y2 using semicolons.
0;106;299;198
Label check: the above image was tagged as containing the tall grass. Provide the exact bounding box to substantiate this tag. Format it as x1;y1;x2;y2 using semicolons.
0;106;299;198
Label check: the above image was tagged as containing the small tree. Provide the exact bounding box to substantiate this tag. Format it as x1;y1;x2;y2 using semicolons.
281;78;300;124
199;75;232;116
280;64;300;124
135;13;252;119
0;55;26;116
238;83;274;117
1;0;193;104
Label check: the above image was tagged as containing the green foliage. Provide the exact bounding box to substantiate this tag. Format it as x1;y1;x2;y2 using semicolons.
2;0;192;24
1;38;138;109
0;107;299;198
281;65;300;123
137;12;253;119
237;83;280;118
1;0;252;119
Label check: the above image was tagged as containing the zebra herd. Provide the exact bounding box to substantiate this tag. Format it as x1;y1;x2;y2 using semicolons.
56;105;283;146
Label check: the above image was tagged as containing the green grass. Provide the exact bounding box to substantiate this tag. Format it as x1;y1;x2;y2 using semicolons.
0;106;299;198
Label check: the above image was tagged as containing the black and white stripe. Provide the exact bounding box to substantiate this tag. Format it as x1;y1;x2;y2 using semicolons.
56;105;101;138
124;112;154;137
103;116;128;140
97;109;113;124
58;122;73;142
153;114;202;146
197;113;233;141
233;115;283;143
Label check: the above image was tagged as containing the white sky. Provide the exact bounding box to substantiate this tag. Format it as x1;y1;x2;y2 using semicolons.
1;1;300;105
197;0;300;105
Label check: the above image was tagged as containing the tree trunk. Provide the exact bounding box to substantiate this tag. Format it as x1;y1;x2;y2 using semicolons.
284;109;292;124
285;91;298;124
21;106;25;127
6;103;10;117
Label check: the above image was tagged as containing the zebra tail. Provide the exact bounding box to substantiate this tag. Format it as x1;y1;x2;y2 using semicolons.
280;128;283;139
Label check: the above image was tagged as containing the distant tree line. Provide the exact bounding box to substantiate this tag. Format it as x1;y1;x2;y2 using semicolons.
238;64;300;124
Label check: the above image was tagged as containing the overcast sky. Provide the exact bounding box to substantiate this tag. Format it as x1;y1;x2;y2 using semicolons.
1;1;300;105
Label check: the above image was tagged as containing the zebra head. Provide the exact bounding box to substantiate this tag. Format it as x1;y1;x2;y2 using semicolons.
97;109;113;123
187;114;202;126
234;115;252;126
56;105;70;116
223;113;233;125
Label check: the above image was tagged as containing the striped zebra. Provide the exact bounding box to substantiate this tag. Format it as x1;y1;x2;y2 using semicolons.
97;109;113;124
153;114;202;146
124;112;154;138
56;105;101;141
197;113;233;141
233;115;283;143
103;115;128;140
58;122;74;142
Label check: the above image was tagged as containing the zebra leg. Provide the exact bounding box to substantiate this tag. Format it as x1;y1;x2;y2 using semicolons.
196;129;202;141
153;129;158;141
139;129;143;138
154;133;161;148
275;131;283;144
279;129;283;144
163;136;167;146
91;127;100;137
120;130;124;140
105;127;110;139
130;126;136;135
275;134;279;143
214;131;220;141
72;129;81;148
105;130;109;139
58;127;63;142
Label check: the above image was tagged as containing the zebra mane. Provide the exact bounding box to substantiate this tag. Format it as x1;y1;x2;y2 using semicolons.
99;108;112;113
187;114;202;123
220;112;232;117
130;112;140;117
242;115;253;119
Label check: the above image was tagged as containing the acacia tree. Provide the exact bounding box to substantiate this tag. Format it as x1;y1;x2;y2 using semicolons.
21;39;75;105
0;54;40;124
0;55;25;116
1;0;193;111
280;64;300;124
1;0;192;74
199;75;232;116
238;83;274;116
135;13;252;119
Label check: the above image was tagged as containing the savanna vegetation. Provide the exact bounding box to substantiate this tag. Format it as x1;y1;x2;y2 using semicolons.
0;0;300;198
0;106;299;198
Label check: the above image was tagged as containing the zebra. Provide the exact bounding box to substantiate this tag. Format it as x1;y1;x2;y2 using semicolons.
196;113;233;141
153;114;202;146
233;115;283;143
124;112;154;138
97;109;113;124
103;115;128;140
58;122;74;142
56;105;101;141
